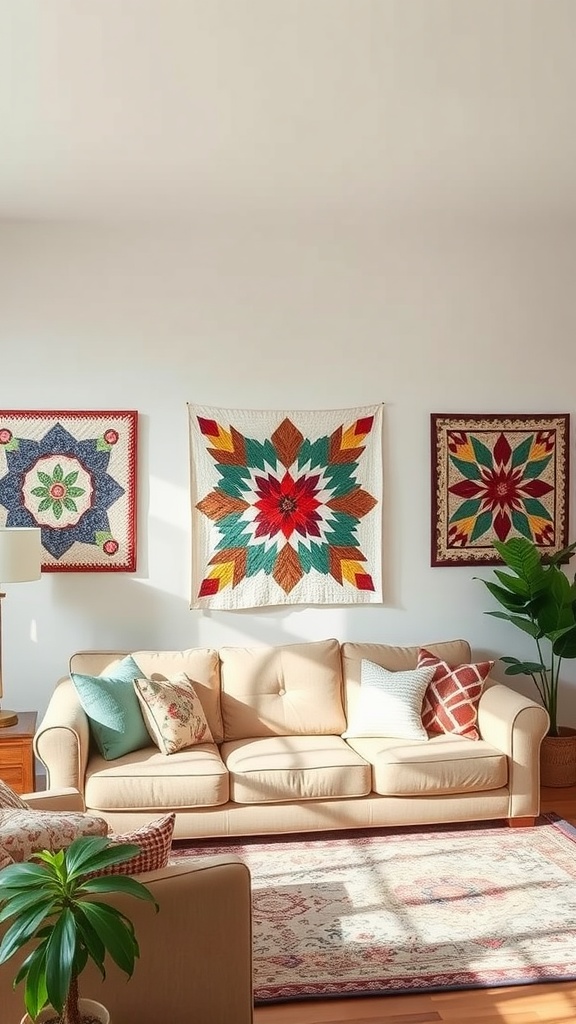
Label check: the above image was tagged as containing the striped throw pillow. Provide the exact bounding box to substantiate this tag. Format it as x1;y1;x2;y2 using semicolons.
343;659;436;740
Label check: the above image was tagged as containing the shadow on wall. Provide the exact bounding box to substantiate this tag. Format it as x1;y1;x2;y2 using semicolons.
48;571;199;651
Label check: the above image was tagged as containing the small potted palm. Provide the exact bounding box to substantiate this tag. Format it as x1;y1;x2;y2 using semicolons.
478;535;576;785
0;834;158;1024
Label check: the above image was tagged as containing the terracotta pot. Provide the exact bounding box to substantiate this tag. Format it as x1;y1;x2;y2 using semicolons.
20;998;110;1024
540;726;576;787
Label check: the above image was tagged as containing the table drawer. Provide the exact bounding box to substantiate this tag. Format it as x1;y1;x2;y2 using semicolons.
0;765;27;792
0;744;28;768
0;713;38;794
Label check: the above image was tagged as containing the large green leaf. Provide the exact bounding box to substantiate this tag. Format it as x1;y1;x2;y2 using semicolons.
0;898;58;964
60;836;110;875
79;874;158;907
14;940;45;987
501;656;547;673
534;570;576;636
492;570;531;596
0;861;51;892
45;909;76;1014
503;661;548;675
480;580;531;611
485;610;542;637
552;626;576;659
493;538;543;581
73;910;106;978
22;942;49;1021
66;840;141;880
79;902;138;976
549;540;576;566
0;890;57;925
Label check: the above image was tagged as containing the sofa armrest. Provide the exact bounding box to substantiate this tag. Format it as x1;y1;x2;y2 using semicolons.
0;855;253;1024
34;677;90;794
22;787;86;812
477;681;549;818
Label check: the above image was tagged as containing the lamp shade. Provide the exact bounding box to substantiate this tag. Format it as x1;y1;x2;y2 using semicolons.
0;527;42;584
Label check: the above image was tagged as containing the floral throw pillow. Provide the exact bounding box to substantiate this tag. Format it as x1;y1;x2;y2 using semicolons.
0;779;29;810
0;808;109;863
96;814;176;876
133;673;214;755
418;648;494;741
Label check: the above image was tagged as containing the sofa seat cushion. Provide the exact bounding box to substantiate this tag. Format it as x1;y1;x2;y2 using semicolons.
221;735;372;804
344;734;507;796
84;743;229;811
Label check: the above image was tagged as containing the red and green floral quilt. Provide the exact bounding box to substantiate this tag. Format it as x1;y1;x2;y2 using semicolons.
188;404;383;609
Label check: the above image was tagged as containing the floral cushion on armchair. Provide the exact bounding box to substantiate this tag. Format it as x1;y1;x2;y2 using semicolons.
0;808;109;863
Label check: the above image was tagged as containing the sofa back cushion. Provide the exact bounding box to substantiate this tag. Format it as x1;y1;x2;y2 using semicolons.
220;638;346;740
341;640;473;728
70;649;224;743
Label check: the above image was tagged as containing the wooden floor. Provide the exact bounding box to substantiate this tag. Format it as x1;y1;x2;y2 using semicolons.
254;787;576;1024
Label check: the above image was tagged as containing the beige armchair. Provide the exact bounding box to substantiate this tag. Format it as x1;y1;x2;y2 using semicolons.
0;790;253;1024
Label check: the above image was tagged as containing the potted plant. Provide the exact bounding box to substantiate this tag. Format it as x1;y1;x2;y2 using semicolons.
0;834;158;1024
477;535;576;785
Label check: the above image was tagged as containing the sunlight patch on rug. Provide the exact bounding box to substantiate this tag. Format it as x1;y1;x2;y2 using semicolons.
170;816;576;1002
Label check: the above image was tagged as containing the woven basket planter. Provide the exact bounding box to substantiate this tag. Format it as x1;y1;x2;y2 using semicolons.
540;727;576;787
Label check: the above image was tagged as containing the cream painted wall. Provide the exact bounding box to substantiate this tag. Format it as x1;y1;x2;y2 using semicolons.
0;217;575;724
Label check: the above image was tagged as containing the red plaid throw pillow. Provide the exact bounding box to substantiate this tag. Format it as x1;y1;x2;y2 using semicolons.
418;648;494;740
100;813;176;876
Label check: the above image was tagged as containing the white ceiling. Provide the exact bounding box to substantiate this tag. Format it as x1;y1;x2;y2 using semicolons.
1;0;576;222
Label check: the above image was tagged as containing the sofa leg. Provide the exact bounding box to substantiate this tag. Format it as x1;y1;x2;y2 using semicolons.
507;816;536;827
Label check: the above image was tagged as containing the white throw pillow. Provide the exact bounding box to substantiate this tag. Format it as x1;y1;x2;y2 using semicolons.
343;659;436;740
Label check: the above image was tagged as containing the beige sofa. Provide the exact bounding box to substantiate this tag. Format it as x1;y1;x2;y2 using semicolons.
35;638;550;839
0;790;253;1024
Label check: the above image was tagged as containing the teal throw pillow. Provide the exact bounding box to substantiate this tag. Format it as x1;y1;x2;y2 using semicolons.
71;654;151;760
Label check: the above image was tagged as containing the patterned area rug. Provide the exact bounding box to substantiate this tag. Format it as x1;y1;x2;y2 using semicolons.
170;815;576;1003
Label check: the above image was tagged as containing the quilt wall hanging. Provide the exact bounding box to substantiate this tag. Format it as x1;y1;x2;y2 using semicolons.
0;410;137;571
431;412;569;566
188;403;383;609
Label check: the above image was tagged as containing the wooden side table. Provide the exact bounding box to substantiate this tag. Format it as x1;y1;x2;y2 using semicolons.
0;712;37;794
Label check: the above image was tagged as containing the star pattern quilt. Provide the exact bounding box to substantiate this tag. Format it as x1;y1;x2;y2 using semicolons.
188;404;383;609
